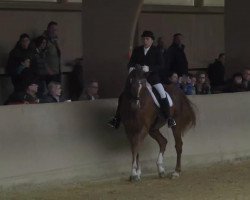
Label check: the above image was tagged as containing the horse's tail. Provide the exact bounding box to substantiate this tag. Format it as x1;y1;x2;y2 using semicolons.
171;87;197;136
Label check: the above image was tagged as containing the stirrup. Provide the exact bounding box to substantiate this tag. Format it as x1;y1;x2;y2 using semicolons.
168;118;176;128
107;117;120;129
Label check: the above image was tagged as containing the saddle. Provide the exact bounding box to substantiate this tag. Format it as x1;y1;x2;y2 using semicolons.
146;82;173;108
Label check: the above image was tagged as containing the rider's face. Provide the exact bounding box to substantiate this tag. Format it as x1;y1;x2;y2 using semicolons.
142;37;153;48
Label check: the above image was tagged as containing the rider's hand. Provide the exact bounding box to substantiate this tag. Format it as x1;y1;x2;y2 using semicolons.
142;65;149;73
128;67;135;74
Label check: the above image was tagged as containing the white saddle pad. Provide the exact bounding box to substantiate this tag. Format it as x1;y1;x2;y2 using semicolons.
146;82;173;108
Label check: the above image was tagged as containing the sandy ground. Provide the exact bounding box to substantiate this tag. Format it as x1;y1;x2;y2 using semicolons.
1;160;250;200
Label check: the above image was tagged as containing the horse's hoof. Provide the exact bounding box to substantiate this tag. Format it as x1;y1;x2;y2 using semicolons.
167;171;180;179
130;175;141;182
158;171;166;178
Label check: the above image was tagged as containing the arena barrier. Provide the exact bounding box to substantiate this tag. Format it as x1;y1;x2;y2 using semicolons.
0;92;250;186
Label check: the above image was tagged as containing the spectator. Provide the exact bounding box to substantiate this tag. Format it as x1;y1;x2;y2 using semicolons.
43;21;61;83
80;79;99;100
186;74;196;95
13;57;35;91
6;33;34;90
196;73;211;95
179;74;195;95
156;37;167;56
164;33;188;76
68;57;84;101
242;68;250;91
169;72;179;85
225;73;246;93
41;81;66;103
16;57;31;75
208;53;225;93
33;36;49;97
5;75;39;105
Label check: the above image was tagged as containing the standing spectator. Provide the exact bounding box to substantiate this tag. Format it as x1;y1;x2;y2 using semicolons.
196;73;211;95
33;36;49;97
156;37;167;56
208;53;225;93
43;21;61;83
242;68;250;91
41;81;66;103
6;33;33;90
80;79;99;100
164;33;188;76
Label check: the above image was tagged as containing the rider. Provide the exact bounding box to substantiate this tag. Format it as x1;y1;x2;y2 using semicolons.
108;30;176;128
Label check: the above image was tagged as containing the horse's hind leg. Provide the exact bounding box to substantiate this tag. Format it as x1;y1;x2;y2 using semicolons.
170;127;183;179
149;129;168;178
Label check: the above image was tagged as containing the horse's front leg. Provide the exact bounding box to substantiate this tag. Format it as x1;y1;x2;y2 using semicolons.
149;129;168;178
129;130;147;182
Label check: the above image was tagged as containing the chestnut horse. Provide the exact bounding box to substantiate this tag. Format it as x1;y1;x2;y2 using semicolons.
119;67;196;181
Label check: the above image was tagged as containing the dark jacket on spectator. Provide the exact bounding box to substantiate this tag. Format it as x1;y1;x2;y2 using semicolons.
164;43;188;76
208;59;225;87
243;80;250;91
41;94;65;103
225;83;246;93
43;31;61;75
33;48;49;76
5;91;38;105
6;46;33;76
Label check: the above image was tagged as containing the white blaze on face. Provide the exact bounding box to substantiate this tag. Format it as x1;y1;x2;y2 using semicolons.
136;82;142;108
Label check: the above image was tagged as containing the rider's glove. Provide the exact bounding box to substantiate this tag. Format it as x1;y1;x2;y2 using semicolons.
128;67;135;74
142;65;149;73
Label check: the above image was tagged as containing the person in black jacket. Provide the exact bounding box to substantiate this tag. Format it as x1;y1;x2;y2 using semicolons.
108;30;176;129
208;53;225;93
164;33;188;77
6;33;34;91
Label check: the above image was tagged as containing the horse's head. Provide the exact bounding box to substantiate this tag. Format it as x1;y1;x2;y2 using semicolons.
126;66;147;108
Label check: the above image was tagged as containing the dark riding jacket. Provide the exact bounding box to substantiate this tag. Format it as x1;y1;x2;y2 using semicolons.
128;45;163;85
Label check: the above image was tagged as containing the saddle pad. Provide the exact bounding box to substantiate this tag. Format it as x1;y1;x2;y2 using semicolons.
146;82;173;108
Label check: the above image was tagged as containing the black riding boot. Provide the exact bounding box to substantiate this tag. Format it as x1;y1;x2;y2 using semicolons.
160;98;176;128
108;116;121;129
107;94;122;129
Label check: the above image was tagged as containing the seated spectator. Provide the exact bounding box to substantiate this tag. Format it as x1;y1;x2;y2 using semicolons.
41;81;66;103
6;33;34;91
196;73;211;95
80;79;99;100
179;74;196;95
5;76;39;105
225;73;246;93
186;74;196;95
208;53;225;93
243;68;250;91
